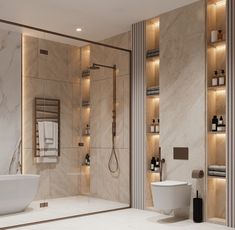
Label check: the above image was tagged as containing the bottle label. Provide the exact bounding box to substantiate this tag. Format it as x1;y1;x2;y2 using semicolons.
219;77;225;85
150;126;155;133
212;78;218;86
212;124;216;131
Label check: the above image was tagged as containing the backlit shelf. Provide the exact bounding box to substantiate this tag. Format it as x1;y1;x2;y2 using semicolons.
208;85;226;91
208;175;226;179
148;169;160;173
146;94;159;98
208;40;226;48
147;132;160;135
208;131;226;134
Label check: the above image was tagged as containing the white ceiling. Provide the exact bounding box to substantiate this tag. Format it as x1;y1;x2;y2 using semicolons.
0;0;198;43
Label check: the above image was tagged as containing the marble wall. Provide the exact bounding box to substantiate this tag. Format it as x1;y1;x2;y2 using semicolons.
0;29;21;175
89;32;131;204
23;35;82;199
159;0;206;216
23;33;130;203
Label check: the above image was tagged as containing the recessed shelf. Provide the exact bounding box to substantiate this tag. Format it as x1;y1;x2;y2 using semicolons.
83;134;90;137
147;132;160;135
148;169;160;173
208;131;226;134
208;85;226;91
208;40;226;48
146;94;159;98
208;0;226;6
208;175;226;179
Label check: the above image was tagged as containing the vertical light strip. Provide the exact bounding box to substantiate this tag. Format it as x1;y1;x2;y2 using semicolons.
131;21;146;209
22;35;25;174
227;0;235;227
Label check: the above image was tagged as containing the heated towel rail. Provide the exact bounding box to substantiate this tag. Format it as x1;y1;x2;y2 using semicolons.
34;98;60;157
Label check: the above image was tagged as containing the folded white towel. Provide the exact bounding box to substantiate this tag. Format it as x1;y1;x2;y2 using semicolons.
38;121;59;157
44;121;54;144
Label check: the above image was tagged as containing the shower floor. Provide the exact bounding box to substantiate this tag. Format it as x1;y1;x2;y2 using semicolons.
0;195;129;229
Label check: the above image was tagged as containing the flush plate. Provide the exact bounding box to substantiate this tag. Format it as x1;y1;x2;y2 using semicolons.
173;147;189;160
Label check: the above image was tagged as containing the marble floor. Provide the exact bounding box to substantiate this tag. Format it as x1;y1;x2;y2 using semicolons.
0;195;128;229
9;208;232;230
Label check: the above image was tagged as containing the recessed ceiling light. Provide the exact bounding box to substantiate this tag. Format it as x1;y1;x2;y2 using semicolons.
76;28;82;32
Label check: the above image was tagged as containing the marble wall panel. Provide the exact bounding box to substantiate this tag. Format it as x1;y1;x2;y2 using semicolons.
0;29;21;174
23;36;81;200
89;32;130;204
159;0;206;217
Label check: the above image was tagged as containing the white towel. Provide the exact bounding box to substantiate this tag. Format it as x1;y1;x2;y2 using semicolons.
38;121;59;157
38;121;45;156
44;121;54;144
44;122;58;157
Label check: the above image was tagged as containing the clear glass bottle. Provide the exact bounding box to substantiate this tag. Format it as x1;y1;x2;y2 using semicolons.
219;69;225;86
155;119;160;133
212;70;218;86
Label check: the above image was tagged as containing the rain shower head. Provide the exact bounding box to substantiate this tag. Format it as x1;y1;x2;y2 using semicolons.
89;63;100;70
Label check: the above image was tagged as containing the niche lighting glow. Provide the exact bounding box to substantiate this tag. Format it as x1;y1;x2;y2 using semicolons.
216;0;226;7
154;59;160;65
76;28;82;32
155;20;160;28
22;35;26;174
216;89;226;95
216;44;226;51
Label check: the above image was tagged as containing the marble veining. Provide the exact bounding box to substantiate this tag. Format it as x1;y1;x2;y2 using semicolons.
159;0;206;217
0;29;21;175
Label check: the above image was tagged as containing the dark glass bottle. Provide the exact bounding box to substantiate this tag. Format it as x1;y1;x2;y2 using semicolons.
150;157;156;171
212;115;218;132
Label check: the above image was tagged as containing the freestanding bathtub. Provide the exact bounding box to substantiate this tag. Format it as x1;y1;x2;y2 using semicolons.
0;174;40;215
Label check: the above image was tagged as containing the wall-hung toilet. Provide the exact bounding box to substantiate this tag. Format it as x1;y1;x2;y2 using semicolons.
151;180;191;212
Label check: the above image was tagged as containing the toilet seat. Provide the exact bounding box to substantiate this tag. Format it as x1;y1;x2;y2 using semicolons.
151;180;188;187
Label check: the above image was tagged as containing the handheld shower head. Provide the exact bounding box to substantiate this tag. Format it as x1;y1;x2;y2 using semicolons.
89;63;100;70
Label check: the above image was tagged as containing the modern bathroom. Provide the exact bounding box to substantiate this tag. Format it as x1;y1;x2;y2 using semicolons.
0;0;235;229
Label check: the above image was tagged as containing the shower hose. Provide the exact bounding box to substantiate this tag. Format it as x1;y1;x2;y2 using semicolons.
108;122;119;173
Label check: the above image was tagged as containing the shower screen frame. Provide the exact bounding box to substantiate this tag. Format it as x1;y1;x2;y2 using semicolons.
0;18;132;228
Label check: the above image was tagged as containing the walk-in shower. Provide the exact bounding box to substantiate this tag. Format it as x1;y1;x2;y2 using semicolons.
89;63;119;174
0;18;131;228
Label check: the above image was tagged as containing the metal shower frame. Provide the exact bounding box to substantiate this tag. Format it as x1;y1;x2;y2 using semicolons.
0;18;132;229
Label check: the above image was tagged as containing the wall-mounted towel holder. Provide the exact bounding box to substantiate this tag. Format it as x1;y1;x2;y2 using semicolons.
34;98;60;158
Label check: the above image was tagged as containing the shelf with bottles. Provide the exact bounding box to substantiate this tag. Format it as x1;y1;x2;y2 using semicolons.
209;69;226;88
210;115;226;133
83;124;90;137
82;153;90;167
148;119;160;134
149;156;160;173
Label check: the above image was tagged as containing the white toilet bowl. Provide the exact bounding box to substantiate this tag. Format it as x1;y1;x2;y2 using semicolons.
151;180;191;211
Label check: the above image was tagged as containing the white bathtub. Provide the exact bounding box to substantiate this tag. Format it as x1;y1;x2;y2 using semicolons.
0;174;40;215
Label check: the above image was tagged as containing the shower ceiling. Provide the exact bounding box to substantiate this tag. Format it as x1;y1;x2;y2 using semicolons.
0;0;198;42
